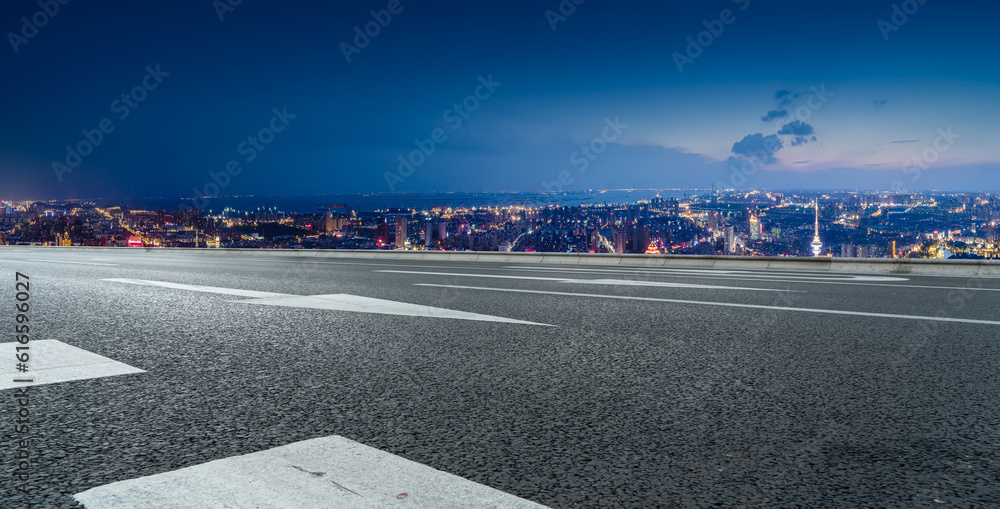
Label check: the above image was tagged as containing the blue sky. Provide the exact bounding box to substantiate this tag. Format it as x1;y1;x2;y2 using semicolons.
0;0;997;200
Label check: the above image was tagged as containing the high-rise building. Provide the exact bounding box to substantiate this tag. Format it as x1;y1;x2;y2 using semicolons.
724;225;735;254
749;215;760;240
376;218;389;247
395;217;407;250
323;210;334;233
614;228;627;254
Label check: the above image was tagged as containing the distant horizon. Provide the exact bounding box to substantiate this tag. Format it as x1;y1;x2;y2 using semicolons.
6;187;997;208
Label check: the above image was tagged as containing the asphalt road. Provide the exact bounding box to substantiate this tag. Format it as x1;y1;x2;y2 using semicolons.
1;248;999;508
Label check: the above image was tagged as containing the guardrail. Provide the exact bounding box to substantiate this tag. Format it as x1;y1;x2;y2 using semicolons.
3;245;1000;277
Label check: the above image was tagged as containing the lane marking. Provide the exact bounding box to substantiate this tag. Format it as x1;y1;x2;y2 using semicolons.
22;259;119;266
0;340;144;390
503;266;1000;292
503;266;907;282
416;284;1000;327
376;270;795;292
103;278;551;326
74;435;549;509
202;260;1000;291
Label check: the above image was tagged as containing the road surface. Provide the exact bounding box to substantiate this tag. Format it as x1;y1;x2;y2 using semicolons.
1;248;998;508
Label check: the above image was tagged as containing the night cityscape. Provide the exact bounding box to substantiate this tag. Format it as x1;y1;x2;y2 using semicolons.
3;190;998;259
2;0;999;508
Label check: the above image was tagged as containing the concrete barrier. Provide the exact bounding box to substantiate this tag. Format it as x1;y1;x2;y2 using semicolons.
2;245;999;277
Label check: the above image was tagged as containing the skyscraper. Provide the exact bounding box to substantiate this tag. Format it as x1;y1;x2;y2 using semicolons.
323;210;334;233
395;217;407;250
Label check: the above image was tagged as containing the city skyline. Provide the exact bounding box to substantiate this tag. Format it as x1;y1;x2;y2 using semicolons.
4;189;997;261
1;0;998;200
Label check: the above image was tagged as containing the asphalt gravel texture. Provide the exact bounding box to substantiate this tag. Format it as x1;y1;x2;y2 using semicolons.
1;248;999;508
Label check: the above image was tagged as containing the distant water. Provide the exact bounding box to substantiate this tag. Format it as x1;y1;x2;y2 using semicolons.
93;190;696;214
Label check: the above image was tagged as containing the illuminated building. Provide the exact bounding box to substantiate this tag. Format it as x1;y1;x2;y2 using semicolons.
323;210;334;233
395;217;407;250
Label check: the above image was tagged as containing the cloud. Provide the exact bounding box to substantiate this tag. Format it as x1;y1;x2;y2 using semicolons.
760;109;788;121
791;135;817;146
777;91;801;108
778;120;815;136
888;139;919;144
793;160;811;164
731;133;783;164
873;99;887;107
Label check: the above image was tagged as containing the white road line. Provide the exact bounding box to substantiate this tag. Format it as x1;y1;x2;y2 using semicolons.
74;435;549;509
416;284;1000;327
22;259;119;266
376;270;794;292
0;340;144;390
503;266;1000;292
103;278;552;326
504;266;907;282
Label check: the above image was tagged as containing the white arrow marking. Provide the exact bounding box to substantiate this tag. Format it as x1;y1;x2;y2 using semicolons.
104;278;284;298
103;278;552;326
1;340;144;390
75;435;549;509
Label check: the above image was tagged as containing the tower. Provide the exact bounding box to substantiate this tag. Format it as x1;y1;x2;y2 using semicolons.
810;200;823;257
